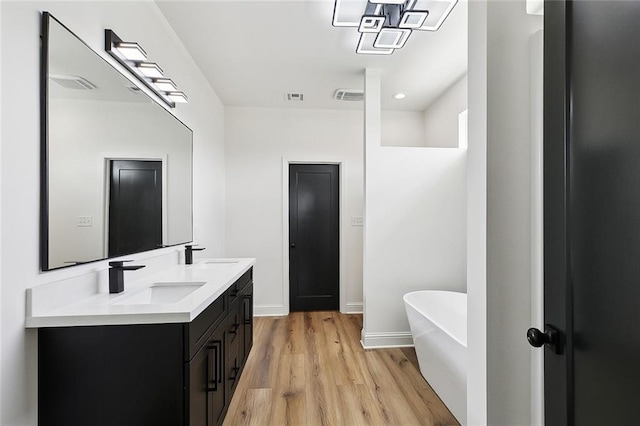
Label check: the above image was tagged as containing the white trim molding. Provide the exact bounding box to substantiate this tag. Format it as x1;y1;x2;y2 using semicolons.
361;330;414;349
253;304;288;317
345;302;363;314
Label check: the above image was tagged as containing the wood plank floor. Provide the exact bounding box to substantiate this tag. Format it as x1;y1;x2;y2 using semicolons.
223;312;459;426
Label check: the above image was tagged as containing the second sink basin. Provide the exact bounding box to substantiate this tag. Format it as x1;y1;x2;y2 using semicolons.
195;260;239;269
112;282;206;305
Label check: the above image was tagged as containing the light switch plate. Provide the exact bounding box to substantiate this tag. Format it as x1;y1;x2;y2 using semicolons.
351;216;364;226
77;216;93;227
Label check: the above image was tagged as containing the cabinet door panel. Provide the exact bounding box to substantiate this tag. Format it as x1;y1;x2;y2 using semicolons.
189;346;209;426
240;289;253;366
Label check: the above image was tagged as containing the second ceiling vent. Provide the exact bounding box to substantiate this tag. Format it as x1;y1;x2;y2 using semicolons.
286;93;304;102
334;89;364;102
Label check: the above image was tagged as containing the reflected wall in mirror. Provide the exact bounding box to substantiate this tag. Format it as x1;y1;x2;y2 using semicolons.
42;12;193;271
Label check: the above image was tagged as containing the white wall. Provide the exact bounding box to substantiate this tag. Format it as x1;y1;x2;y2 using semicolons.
467;1;543;425
381;110;426;147
466;0;488;423
362;69;467;348
225;106;364;315
0;2;3;420
0;2;225;424
424;74;468;148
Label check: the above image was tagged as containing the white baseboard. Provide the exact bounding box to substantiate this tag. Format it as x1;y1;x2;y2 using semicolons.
344;302;363;314
253;304;288;317
361;330;414;349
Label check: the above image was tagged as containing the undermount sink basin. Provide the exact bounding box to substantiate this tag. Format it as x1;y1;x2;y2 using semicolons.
112;282;206;305
195;260;239;269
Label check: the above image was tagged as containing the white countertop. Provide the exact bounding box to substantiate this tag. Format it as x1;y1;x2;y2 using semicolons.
26;258;256;328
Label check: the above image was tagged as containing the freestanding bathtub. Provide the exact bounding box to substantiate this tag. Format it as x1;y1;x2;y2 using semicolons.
403;290;467;425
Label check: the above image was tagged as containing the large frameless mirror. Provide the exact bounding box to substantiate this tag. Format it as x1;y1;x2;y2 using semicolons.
41;12;193;271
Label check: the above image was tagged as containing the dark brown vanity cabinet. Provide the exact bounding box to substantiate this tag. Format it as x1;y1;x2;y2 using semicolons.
38;268;253;426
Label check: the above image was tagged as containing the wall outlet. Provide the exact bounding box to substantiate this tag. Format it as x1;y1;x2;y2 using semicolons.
351;216;364;226
77;216;93;227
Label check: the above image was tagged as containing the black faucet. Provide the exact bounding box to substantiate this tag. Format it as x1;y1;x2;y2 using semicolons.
185;245;206;265
108;261;145;294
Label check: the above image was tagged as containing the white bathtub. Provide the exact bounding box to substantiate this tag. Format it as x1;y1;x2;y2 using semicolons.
403;290;467;425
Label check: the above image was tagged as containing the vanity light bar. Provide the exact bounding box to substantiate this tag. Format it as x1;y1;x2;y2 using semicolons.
114;41;147;61
105;29;188;108
153;78;178;92
135;62;164;78
166;91;188;103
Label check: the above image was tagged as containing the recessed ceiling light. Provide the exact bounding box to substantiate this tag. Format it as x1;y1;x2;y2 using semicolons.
394;93;406;100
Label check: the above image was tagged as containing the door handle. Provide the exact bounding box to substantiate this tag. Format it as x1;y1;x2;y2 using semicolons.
527;325;562;354
290;242;296;248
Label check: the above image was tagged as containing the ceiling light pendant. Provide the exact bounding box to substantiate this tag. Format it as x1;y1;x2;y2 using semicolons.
358;15;386;33
357;32;394;55
369;0;406;4
105;29;188;108
399;10;429;28
332;0;458;54
374;28;412;49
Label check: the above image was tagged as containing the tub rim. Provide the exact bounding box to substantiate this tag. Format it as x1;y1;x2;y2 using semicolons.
403;290;467;348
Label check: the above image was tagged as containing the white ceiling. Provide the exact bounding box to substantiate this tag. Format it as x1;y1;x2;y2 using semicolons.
157;0;467;111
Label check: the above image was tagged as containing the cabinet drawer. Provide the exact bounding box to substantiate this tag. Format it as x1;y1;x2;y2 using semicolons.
186;295;226;360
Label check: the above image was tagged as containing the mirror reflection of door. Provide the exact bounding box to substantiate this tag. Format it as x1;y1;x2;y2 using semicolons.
108;160;162;257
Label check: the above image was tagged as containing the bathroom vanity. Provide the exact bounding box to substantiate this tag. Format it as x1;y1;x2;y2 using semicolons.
27;258;254;426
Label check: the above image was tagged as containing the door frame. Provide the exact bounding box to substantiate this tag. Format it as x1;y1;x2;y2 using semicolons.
281;157;348;314
102;155;168;256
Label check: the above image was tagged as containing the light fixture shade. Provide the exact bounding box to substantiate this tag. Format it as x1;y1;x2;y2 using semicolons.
374;28;412;49
411;0;458;31
358;15;386;33
114;42;147;61
333;0;370;26
356;32;394;55
333;0;384;27
153;78;178;92
136;62;164;78
399;10;429;28
166;91;188;103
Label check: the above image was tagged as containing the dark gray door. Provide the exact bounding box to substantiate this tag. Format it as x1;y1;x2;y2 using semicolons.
541;1;640;423
108;160;162;257
289;164;339;311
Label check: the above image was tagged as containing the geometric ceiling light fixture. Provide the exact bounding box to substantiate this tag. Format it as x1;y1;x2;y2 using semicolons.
105;29;187;108
332;0;458;55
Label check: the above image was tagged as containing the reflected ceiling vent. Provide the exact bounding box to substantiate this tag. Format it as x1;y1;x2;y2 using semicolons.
286;93;304;101
334;89;364;102
50;74;97;90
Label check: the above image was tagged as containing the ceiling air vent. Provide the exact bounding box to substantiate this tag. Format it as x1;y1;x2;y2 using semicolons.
286;93;304;102
50;74;97;90
334;89;364;102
